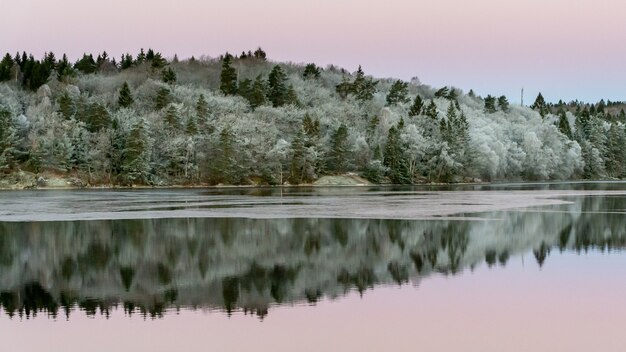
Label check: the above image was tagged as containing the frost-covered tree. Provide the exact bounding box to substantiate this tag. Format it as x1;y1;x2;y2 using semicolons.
497;95;509;112
0;107;20;172
409;95;424;117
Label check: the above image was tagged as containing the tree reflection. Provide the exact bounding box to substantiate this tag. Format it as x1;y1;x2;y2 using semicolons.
1;194;626;319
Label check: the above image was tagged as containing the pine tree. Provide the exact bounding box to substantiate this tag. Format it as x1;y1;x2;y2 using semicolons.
161;67;177;84
425;100;438;119
434;87;449;98
384;126;411;184
531;93;549;117
446;88;458;101
249;75;267;109
350;66;378;101
0;53;14;81
86;103;111;132
268;65;288;107
74;54;96;74
289;129;306;184
164;104;180;129
150;52;167;69
497;95;509;112
285;85;300;107
58;92;75;119
196;94;208;120
386;80;409;106
155;87;171;110
219;53;238;95
121;120;150;184
118;82;134;108
253;47;267;61
409;95;424;117
484;95;496;113
121;54;133;69
558;111;572;139
303;63;321;79
326;124;349;173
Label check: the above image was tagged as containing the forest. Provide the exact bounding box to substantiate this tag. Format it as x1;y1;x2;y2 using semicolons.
0;48;625;186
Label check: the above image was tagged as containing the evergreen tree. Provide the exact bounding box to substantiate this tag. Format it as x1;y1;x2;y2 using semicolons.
326;124;349;173
350;66;378;101
484;95;496;113
268;65;288;107
120;54;133;69
150;52;167;69
531;93;549;117
118;82;134;108
289;129;307;184
386;80;409;106
249;75;268;109
121;120;150;184
219;53;238;95
434;87;449;98
425;100;438;119
136;49;146;64
558;111;572;139
58;92;75;119
185;115;198;135
56;54;73;80
253;47;267;61
155;87;171;110
446;88;458;101
408;95;424;117
384;126;411;184
85;103;111;132
74;54;96;74
161;67;177;84
164;104;180;129
285;85;300;106
0;53;15;81
196;94;208;120
497;95;509;112
335;77;352;99
303;114;320;140
303;63;321;79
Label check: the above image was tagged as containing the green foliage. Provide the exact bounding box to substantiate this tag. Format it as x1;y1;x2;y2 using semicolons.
196;94;208;120
335;66;378;102
74;54;97;74
303;63;321;80
384;126;411;184
484;95;496;113
531;93;549;117
268;65;288;107
326;124;349;173
155;87;171;110
58;92;75;119
0;53;13;81
161;67;177;85
558;111;572;139
121;120;150;184
219;53;238;96
434;87;449;98
118;82;134;108
425;100;438;119
386;80;409;106
409;95;424;117
497;95;509;112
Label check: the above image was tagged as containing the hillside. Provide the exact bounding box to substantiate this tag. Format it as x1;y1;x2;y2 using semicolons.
0;49;624;187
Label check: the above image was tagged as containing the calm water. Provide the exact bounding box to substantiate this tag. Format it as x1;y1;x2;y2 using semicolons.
1;183;626;351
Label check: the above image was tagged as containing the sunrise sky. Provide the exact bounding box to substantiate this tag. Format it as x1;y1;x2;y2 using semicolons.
3;0;625;103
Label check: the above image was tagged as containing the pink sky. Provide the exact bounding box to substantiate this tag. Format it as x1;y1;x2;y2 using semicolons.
2;0;626;103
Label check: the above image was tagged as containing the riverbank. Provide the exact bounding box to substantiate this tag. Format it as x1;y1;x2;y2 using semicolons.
0;171;378;190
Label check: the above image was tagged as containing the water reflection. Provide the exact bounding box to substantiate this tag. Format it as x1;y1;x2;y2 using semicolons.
0;194;625;320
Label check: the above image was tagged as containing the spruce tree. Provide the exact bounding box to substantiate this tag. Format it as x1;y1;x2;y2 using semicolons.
0;53;14;81
122;120;149;184
289;129;307;184
118;82;134;108
58;92;75;119
268;65;288;107
164;104;180;129
531;93;548;117
558;111;572;139
425;100;438;119
326;124;349;173
386;80;409;106
434;87;449;98
249;75;267;109
155;87;171;110
409;95;424;117
383;126;411;184
303;63;321;79
219;53;238;95
196;94;208;120
161;67;177;84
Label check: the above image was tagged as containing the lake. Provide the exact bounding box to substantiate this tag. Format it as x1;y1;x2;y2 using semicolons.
1;182;626;351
